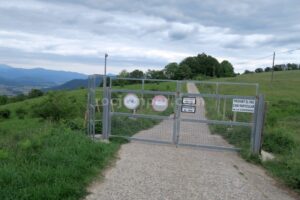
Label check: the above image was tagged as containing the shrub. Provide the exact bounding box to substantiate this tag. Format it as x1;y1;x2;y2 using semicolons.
0;95;8;105
0;109;11;119
32;92;79;121
28;89;43;98
63;118;85;131
15;107;27;119
263;129;295;154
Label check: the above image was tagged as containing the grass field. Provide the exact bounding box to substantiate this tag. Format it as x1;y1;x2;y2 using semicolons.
1;73;299;198
0;81;177;199
0;88;124;200
206;70;300;192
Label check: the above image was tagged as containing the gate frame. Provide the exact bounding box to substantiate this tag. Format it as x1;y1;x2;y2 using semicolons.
94;77;264;154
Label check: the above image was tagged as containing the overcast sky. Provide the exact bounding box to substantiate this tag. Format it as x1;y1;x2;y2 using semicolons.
0;0;299;74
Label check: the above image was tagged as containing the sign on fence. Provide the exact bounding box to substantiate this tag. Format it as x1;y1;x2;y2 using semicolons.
152;95;168;112
232;99;255;113
124;93;140;110
181;105;196;113
182;97;196;105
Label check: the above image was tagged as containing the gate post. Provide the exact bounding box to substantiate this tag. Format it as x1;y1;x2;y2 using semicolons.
173;81;181;145
102;76;110;140
251;94;265;154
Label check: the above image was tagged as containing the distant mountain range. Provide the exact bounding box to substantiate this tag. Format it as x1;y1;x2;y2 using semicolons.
0;64;88;95
45;76;103;91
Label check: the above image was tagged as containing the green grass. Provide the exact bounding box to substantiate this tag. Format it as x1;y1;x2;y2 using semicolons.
0;88;124;200
0;124;120;200
204;70;300;192
0;82;179;199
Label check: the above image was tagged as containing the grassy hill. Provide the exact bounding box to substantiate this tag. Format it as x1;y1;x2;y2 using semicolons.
209;70;300;192
0;73;299;198
0;89;122;200
0;81;177;199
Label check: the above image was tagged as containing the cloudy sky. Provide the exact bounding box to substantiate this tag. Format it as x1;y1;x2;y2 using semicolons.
0;0;299;74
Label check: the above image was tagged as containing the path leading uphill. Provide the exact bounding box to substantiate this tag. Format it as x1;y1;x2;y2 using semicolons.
85;83;295;200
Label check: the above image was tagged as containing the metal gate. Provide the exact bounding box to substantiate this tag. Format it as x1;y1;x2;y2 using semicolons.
89;76;265;154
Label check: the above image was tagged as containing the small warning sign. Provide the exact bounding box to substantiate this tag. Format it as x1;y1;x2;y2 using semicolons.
181;105;196;113
182;97;196;105
232;99;255;113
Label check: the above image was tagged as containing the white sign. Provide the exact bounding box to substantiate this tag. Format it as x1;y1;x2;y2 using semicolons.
232;99;255;113
152;95;168;112
181;105;196;113
182;97;196;105
124;93;140;110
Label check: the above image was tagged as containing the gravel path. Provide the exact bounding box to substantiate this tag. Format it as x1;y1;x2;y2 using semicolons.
85;83;296;200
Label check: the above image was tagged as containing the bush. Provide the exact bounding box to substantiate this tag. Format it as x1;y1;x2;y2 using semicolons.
32;92;79;121
28;89;43;98
0;95;8;105
15;107;27;119
263;129;295;154
63;118;85;131
0;109;11;119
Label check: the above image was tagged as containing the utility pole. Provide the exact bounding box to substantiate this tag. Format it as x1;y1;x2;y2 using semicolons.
102;53;109;140
103;53;108;88
271;51;275;84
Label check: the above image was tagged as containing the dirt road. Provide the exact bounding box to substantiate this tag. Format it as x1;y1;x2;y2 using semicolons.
85;83;295;200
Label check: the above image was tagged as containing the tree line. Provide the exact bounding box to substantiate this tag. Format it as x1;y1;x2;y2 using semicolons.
115;53;235;81
0;89;43;106
244;63;300;74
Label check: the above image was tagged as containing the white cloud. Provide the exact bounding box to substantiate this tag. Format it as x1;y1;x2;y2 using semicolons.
0;0;299;74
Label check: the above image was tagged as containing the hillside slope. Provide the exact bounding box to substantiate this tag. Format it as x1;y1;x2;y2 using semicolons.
211;70;300;192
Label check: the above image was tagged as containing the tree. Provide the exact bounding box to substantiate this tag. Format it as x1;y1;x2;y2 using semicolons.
164;62;179;79
287;63;298;70
180;56;198;75
32;92;78;121
28;89;43;98
179;53;221;78
273;65;284;71
255;68;263;73
174;64;192;80
244;70;253;74
264;67;272;72
10;94;26;103
118;70;130;78
129;69;144;78
219;60;234;77
0;109;10;119
0;95;8;105
145;70;166;79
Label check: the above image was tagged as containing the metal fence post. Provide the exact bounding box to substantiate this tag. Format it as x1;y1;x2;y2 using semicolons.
102;79;109;140
215;82;218;110
176;81;182;144
253;94;265;154
141;79;145;100
107;77;112;138
173;81;181;145
251;96;259;153
222;98;226;120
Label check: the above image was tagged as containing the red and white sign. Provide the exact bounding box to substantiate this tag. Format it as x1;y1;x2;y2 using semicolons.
152;95;168;112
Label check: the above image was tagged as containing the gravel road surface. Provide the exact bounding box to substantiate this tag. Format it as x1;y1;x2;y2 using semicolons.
85;83;296;200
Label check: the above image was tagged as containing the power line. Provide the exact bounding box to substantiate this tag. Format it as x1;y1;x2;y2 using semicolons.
277;47;300;54
236;47;300;66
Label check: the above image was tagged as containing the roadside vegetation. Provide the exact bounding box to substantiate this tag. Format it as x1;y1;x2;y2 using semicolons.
1;60;299;199
0;89;44;106
0;89;125;200
204;70;300;193
0;81;178;199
